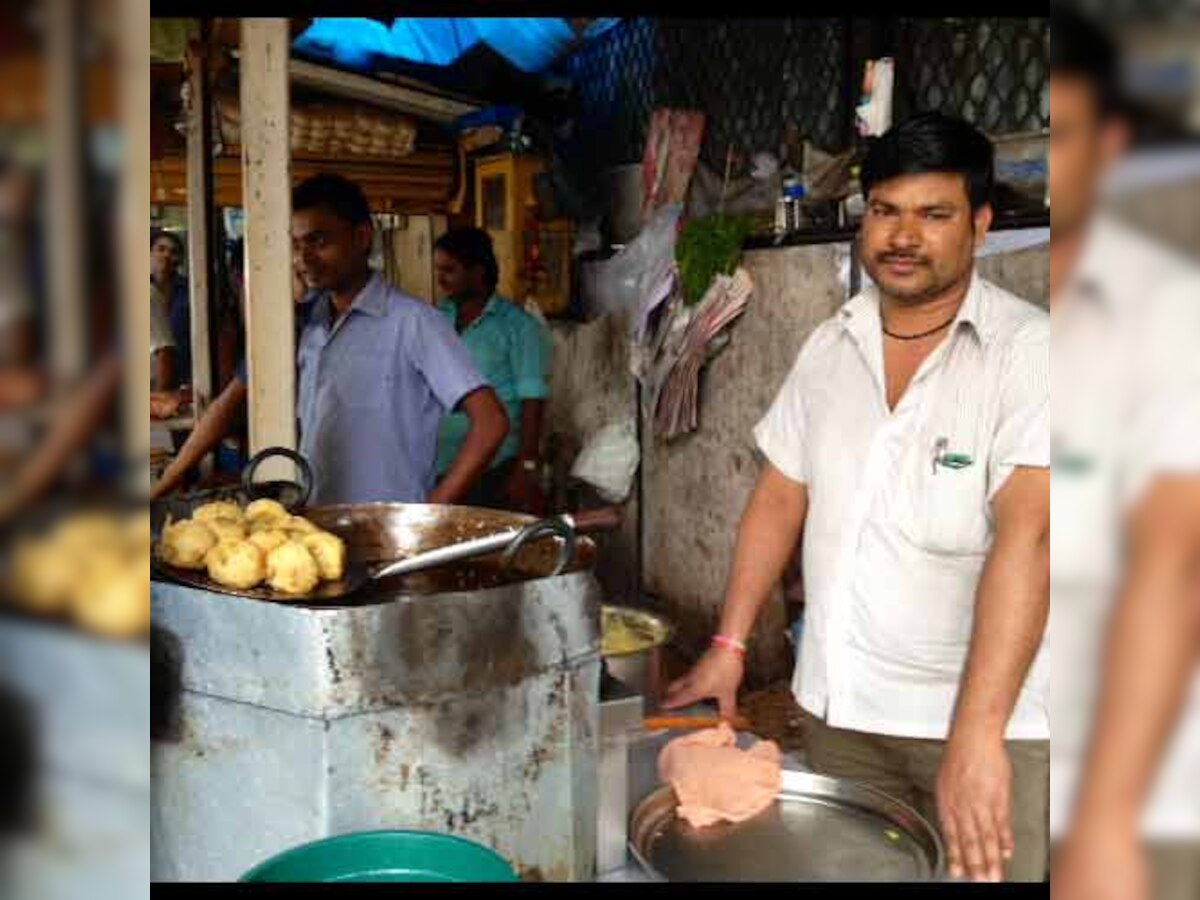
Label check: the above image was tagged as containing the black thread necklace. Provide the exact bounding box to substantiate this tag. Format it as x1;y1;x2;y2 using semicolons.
882;313;957;341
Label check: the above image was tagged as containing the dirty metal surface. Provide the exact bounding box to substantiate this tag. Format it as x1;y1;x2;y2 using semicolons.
151;504;603;882
151;568;600;719
151;661;600;883
0;616;148;791
0;617;150;900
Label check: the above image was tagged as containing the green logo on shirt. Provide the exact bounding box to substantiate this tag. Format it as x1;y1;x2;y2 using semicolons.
1052;453;1094;475
937;453;975;470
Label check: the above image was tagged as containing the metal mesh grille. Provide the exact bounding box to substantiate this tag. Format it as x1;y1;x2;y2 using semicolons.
1068;0;1193;20
566;18;850;172
892;18;1049;135
565;18;1048;175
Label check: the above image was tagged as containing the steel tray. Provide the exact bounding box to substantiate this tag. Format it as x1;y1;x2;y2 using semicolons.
629;768;944;882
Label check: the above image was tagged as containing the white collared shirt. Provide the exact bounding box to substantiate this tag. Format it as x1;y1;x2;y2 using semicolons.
755;270;1050;741
1050;213;1200;839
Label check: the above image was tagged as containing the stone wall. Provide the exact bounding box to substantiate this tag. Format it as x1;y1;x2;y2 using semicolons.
641;243;851;686
544;312;640;607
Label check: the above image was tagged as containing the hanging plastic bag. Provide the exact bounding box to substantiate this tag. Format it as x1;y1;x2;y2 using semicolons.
580;203;682;324
570;419;640;504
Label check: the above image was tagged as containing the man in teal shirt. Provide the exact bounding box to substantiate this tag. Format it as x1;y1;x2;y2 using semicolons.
434;227;551;513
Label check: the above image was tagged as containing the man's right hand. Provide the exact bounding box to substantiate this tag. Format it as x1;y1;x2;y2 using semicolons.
661;646;746;720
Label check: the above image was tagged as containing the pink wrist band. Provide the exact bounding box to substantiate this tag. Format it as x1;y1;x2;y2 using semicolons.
711;634;747;656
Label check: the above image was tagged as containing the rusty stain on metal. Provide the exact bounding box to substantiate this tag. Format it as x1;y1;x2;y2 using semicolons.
325;644;342;685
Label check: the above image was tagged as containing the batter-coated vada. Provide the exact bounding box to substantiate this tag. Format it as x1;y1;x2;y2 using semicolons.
72;560;150;638
206;518;247;543
302;531;346;581
248;529;289;554
8;539;75;614
125;510;152;556
244;499;288;525
205;540;266;590
281;515;320;536
265;541;320;595
159;519;217;569
192;501;244;524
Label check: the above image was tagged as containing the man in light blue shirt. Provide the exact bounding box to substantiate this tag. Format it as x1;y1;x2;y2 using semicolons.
433;228;551;513
152;174;509;506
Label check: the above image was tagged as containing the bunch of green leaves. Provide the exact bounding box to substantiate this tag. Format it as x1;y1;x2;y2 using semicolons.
674;214;753;306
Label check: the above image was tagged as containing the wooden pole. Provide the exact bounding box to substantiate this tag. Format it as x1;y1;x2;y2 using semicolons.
185;20;215;474
239;19;295;479
47;0;85;382
121;0;150;494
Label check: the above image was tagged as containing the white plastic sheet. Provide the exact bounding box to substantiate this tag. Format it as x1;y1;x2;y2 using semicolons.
570;418;640;503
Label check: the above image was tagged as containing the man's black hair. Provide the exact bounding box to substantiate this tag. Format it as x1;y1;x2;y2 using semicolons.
292;173;372;227
1050;8;1122;118
151;228;184;255
434;227;500;292
861;111;995;211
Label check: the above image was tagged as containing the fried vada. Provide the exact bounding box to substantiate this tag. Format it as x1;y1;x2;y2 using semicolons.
265;541;320;595
159;519;217;569
192;501;244;524
302;531;346;581
247;529;289;554
205;540;266;590
245;499;288;525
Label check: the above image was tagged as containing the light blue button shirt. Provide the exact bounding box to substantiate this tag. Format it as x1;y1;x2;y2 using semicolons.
296;274;487;505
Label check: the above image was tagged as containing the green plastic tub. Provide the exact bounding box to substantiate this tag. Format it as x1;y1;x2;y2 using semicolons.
240;830;519;883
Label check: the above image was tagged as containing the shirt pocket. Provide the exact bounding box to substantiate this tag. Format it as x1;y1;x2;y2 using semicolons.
329;352;393;412
892;428;990;557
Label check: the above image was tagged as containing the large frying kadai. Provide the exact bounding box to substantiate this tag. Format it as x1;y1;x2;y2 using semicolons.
153;506;621;605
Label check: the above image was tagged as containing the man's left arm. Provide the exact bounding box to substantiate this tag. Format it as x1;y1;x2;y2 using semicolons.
938;466;1050;883
1053;477;1200;900
938;323;1050;883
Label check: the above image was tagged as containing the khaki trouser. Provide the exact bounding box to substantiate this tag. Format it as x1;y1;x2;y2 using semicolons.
1048;843;1200;900
798;708;1049;882
1145;844;1200;900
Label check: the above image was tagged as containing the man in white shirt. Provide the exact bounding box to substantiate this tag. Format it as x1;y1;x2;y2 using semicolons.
663;112;1051;883
1047;12;1200;900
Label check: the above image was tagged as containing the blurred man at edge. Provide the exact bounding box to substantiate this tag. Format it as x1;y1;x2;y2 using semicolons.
1049;11;1200;900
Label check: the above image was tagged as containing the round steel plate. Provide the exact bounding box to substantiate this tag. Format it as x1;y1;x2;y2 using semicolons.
629;769;944;882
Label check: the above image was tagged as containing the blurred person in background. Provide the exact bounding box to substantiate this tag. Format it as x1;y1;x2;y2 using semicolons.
150;229;188;388
1049;10;1200;900
433;227;551;514
0;189;124;527
0;163;44;410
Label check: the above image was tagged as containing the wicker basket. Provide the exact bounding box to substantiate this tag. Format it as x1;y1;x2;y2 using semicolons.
215;94;417;161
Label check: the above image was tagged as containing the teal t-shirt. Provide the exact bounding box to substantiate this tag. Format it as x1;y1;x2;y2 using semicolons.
436;295;551;474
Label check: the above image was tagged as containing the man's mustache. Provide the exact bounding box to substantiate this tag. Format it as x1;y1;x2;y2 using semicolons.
876;253;929;265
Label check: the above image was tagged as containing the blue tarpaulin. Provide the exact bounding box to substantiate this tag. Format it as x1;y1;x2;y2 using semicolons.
293;17;620;74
